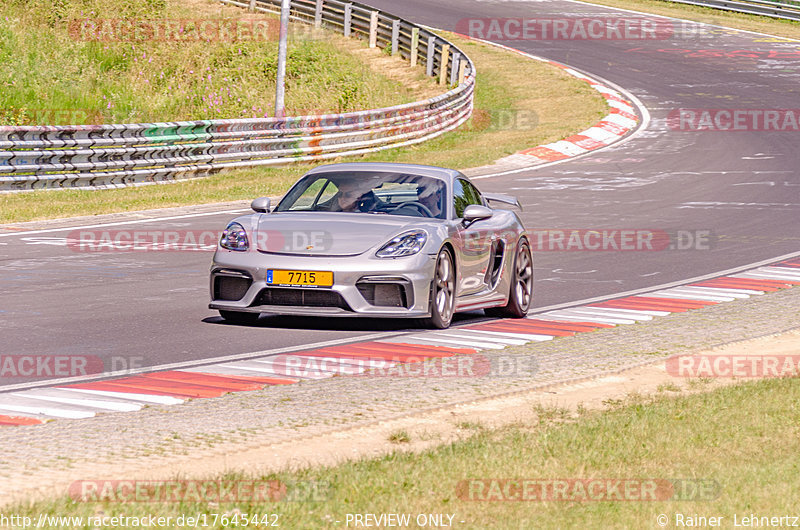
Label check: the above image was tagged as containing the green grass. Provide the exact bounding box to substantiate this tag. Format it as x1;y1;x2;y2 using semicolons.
10;378;800;528
0;28;607;223
0;0;421;124
387;429;412;444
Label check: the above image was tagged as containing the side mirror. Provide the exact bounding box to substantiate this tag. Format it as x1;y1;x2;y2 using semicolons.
251;197;271;214
463;204;493;224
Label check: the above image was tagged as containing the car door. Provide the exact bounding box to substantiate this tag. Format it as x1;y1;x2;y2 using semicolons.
452;178;493;296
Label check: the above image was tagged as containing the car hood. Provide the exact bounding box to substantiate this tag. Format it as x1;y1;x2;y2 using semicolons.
254;212;431;256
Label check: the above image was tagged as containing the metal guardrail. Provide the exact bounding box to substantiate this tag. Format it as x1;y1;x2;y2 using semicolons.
0;0;474;192
665;0;800;21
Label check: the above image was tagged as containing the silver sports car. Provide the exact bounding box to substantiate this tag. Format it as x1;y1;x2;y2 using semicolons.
209;162;533;328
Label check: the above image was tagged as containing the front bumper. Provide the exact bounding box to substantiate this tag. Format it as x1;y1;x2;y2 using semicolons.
209;248;437;318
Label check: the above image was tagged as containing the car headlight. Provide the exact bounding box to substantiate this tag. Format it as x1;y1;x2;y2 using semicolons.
220;222;249;251
376;230;427;258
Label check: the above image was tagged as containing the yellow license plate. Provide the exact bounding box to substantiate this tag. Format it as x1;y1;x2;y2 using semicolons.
267;269;333;287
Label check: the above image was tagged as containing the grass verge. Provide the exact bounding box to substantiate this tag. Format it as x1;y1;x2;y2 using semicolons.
585;0;800;40
0;0;424;123
10;377;800;528
0;26;607;223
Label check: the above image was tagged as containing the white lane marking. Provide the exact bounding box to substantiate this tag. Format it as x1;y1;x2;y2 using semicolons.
9;391;141;412
466;47;651;180
604;113;637;128
0;209;249;239
0;399;96;419
686;285;764;295
430;331;528;346
563;68;597;83
659;287;741;299
457;329;555;342
677;202;800;210
734;271;800;281
567;307;655;320
646;291;735;302
760;267;800;278
20;387;154;407
666;286;751;299
5;250;800;394
529;315;616;326
56;388;184;405
215;361;333;380
181;365;302;379
285;356;395;369
591;85;621;97
579;306;670;317
248;357;363;375
0;332;394;393
544;141;588;157
540;310;637;325
250;355;396;370
529;250;800;316
0;408;55;420
607;99;634;113
391;336;505;349
581;126;620;142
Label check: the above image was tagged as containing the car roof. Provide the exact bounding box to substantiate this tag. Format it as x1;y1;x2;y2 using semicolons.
303;162;464;184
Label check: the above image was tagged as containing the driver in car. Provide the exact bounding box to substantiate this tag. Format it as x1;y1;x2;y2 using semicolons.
324;180;376;212
418;187;444;218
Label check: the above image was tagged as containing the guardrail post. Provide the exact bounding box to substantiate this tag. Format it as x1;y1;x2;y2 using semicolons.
314;0;323;28
343;3;352;37
458;61;467;85
369;11;378;48
439;44;450;85
426;36;436;77
449;52;460;86
391;20;400;56
248;0;257;12
410;27;419;66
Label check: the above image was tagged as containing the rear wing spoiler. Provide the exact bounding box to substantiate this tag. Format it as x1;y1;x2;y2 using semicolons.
484;192;522;210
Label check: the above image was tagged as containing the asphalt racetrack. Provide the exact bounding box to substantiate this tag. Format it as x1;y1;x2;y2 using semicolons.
1;0;798;385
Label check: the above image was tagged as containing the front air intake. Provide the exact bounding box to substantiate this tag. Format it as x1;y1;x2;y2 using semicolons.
256;288;351;310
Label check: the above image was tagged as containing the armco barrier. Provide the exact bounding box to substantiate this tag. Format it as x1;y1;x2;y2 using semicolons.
665;0;800;21
0;0;474;192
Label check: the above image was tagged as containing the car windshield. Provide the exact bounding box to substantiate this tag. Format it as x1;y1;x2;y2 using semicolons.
275;172;447;219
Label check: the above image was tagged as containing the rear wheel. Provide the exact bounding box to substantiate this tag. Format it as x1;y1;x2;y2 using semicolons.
426;248;456;329
485;238;533;318
219;310;260;325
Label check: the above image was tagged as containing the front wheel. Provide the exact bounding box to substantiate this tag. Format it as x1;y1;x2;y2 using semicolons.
219;310;261;325
426;248;456;329
485;238;533;318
